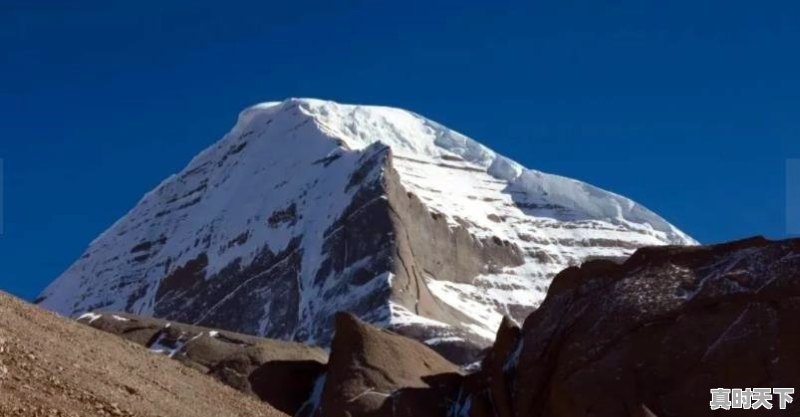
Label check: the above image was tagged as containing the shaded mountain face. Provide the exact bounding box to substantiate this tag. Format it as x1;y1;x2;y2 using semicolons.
38;98;694;363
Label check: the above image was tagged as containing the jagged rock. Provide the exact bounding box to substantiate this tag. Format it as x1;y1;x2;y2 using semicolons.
39;99;694;365
449;317;520;417
79;312;326;415
319;313;462;417
481;317;519;417
512;237;800;417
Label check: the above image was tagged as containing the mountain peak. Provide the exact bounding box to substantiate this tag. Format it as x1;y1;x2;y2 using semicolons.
39;98;695;363
231;98;693;243
233;98;498;166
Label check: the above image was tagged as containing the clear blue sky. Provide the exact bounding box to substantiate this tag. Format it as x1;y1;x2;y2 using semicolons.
2;1;799;300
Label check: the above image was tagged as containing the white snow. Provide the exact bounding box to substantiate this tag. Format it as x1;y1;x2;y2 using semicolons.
424;336;466;345
388;301;450;329
425;278;504;341
77;312;102;323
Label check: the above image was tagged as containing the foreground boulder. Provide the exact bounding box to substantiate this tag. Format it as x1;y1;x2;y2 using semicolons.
318;313;463;417
481;316;521;417
512;237;800;417
0;291;285;417
79;312;326;415
445;316;521;417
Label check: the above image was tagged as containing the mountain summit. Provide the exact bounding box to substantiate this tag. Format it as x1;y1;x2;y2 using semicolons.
39;98;695;362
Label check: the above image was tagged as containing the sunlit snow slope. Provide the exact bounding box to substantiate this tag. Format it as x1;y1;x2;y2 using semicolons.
39;98;695;363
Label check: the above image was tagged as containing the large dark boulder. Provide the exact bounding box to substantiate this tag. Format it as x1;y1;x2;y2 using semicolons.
482;316;520;417
512;237;800;417
319;313;463;417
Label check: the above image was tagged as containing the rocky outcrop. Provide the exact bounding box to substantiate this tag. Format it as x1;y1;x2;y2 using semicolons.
81;310;471;417
481;317;520;417
381;154;524;363
319;313;463;417
510;237;800;417
447;316;521;417
79;312;326;416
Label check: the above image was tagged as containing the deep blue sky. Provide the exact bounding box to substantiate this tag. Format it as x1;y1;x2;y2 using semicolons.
2;1;799;300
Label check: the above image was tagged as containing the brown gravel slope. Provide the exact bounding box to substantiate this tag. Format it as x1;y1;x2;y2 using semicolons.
0;291;285;417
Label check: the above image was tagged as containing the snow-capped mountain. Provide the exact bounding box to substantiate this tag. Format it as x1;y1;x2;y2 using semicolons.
38;98;695;362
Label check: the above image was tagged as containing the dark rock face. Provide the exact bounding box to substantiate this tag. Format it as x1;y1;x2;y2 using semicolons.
153;236;305;340
319;313;463;417
511;237;800;417
482;317;520;417
299;145;398;345
80;312;327;416
449;316;521;417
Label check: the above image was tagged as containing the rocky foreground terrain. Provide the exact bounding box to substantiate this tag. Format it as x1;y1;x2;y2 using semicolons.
47;236;800;417
0;291;286;417
75;312;327;416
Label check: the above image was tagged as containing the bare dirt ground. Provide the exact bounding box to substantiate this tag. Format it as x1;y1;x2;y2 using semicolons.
0;291;286;417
